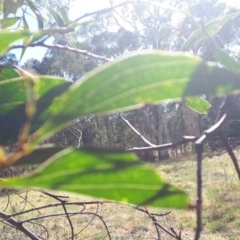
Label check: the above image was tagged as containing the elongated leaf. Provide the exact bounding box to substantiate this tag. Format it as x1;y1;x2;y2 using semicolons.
56;4;69;24
13;145;63;165
185;97;211;114
2;148;189;208
27;0;44;30
19;15;30;61
3;0;23;18
208;37;240;72
159;25;172;39
0;17;20;28
0;73;70;145
181;10;240;51
0;66;20;81
31;51;240;144
0;30;30;55
47;6;65;27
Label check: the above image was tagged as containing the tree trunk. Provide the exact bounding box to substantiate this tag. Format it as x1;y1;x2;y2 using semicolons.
153;106;169;160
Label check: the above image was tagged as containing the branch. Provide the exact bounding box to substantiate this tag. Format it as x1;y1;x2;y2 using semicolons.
67;127;82;148
120;115;156;147
195;114;227;145
191;106;230;240
194;144;203;240
0;211;40;240
127;135;197;152
219;132;240;180
8;200;108;219
69;1;141;25
136;207;181;239
41;191;74;240
9;43;112;62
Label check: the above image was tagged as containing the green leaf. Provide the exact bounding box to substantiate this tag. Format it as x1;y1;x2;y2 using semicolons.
31;51;240;144
185;97;211;114
19;15;30;61
13;145;63;166
47;6;65;27
27;0;44;30
207;37;240;72
0;17;20;28
0;66;20;81
2;148;189;208
181;10;240;51
3;0;23;18
159;25;172;39
56;4;69;24
0;30;30;56
0;72;70;145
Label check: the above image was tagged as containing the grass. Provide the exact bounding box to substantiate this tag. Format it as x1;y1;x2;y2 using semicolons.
1;151;240;239
157;151;240;239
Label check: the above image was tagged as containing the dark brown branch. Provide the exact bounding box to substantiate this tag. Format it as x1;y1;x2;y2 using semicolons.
194;144;203;240
28;221;49;239
41;191;74;240
20;212;80;223
0;211;40;240
62;204;74;240
144;207;161;239
136;207;181;239
76;204;99;236
9;201;107;219
80;212;112;240
155;222;182;240
219;132;240;180
193;114;229;240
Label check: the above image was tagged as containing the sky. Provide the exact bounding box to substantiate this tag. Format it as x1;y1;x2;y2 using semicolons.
11;0;240;64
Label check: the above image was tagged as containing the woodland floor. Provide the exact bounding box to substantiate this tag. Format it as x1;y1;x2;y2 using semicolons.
1;151;240;239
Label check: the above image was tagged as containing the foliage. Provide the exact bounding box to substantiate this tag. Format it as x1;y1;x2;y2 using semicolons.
0;1;240;238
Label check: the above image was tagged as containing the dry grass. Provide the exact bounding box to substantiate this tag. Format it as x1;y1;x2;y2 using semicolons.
1;151;240;239
158;151;240;239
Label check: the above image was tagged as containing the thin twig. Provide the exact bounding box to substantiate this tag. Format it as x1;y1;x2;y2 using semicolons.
69;1;141;25
41;191;74;240
136;207;181;239
20;212;80;223
28;221;49;240
8;201;106;218
10;42;112;62
81;212;112;240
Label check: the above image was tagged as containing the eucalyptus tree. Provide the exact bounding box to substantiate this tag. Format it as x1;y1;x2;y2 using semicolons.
28;0;240;158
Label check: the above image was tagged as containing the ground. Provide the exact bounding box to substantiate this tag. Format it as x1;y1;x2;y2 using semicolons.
1;151;240;239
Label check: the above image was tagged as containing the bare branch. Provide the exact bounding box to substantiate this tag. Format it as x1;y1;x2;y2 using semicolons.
68;127;82;148
10;43;112;62
127;135;197;152
219;133;240;180
0;211;40;240
41;191;74;240
69;1;141;25
194;144;203;240
136;207;181;239
120;115;157;147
